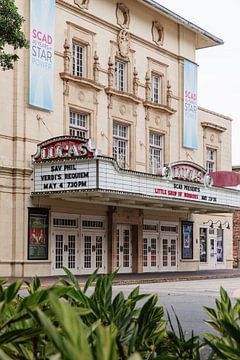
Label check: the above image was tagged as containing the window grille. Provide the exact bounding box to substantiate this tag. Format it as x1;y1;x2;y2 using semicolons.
149;132;163;174
69;111;88;138
161;225;178;233
113;122;129;168
53;218;78;228
115;60;126;91
143;224;158;232
82;220;104;229
72;43;86;77
151;74;161;103
206;148;216;173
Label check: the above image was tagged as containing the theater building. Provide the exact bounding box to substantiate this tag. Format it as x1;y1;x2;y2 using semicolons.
0;0;240;277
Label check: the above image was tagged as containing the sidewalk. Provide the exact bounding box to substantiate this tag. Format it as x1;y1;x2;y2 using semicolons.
3;268;240;288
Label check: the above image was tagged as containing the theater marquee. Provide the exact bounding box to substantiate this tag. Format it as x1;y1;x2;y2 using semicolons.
32;137;240;210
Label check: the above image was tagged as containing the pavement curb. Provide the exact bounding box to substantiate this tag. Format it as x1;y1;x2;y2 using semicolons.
7;272;240;290
111;273;240;286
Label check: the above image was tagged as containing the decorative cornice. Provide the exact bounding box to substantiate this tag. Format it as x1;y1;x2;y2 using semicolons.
147;56;169;67
56;0;181;62
56;0;118;32
201;122;227;133
66;21;96;35
0;166;32;177
105;88;142;104
0;134;39;144
198;107;232;122
60;72;104;91
143;101;176;114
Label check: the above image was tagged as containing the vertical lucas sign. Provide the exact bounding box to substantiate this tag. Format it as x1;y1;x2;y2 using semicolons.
183;60;198;149
29;0;55;111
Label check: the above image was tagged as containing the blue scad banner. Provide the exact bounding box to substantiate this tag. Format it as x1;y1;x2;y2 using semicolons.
183;59;198;150
29;0;55;111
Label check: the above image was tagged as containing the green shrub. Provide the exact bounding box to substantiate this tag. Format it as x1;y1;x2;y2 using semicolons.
1;270;239;359
204;286;240;359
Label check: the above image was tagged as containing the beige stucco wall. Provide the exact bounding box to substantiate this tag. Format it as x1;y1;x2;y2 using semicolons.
0;0;233;276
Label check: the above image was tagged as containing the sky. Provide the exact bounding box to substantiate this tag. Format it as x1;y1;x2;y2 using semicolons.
155;0;240;165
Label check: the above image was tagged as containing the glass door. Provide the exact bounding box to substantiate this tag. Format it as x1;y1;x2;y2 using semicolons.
52;231;77;275
81;233;105;274
161;236;177;271
116;225;132;273
143;235;158;272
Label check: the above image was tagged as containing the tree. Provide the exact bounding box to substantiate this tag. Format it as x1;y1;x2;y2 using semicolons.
0;0;28;70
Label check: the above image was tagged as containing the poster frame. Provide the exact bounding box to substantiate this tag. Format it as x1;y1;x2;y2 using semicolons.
28;208;49;260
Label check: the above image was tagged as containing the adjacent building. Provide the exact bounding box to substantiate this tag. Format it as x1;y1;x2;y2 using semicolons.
0;0;239;277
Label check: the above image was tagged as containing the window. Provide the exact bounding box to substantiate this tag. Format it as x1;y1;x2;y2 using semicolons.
151;74;161;103
82;220;104;229
115;60;126;91
149;132;163;174
112;122;129;168
72;43;86;77
53;218;78;228
206;148;216;173
69;111;89;138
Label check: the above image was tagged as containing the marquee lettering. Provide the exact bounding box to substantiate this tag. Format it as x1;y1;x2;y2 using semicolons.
33;137;95;163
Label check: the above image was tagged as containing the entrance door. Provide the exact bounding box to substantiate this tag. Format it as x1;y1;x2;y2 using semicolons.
209;236;217;269
81;233;105;274
200;227;224;270
161;235;177;271
116;225;132;273
52;231;78;275
207;228;224;269
143;235;159;272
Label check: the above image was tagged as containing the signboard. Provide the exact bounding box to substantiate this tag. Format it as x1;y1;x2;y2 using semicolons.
32;136;97;193
183;60;198;149
28;208;49;260
29;0;55;111
33;160;96;192
98;160;240;208
181;221;193;259
160;161;208;184
33;136;95;162
31;155;240;209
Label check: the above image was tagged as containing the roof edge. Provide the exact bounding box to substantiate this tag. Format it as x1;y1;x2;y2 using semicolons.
142;0;223;47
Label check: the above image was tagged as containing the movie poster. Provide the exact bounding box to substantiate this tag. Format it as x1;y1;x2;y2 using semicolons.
28;208;49;260
181;221;193;259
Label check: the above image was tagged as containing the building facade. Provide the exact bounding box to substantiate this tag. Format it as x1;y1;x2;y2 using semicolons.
0;0;239;277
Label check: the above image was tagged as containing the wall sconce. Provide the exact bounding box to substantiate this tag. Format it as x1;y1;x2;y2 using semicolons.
203;219;230;230
203;220;213;228
212;220;222;229
222;221;230;230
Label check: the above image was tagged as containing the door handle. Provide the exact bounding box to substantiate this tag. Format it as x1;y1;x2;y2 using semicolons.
148;246;151;252
64;245;68;252
168;247;171;253
120;246;123;252
92;245;96;252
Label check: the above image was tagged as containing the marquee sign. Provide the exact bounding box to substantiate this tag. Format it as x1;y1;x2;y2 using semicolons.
160;161;211;185
33;160;97;192
33;136;96;162
31;155;240;210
